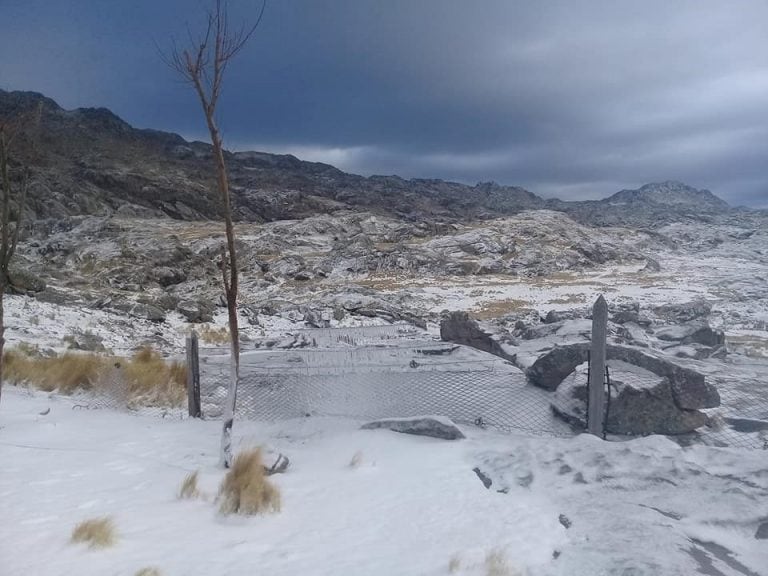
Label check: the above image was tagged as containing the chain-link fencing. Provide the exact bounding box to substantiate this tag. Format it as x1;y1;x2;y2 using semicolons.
198;331;577;438
196;324;768;449
554;358;768;450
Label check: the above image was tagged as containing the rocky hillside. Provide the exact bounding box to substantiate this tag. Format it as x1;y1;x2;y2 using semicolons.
15;210;659;329
1;89;543;224
0;88;743;228
551;182;736;228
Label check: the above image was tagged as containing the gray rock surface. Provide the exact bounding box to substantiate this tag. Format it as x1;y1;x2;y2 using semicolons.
63;330;106;352
756;521;768;540
110;301;166;323
177;300;214;323
440;312;515;361
527;343;719;410
653;300;712;324
553;362;709;435
655;322;724;348
361;416;466;440
8;266;46;293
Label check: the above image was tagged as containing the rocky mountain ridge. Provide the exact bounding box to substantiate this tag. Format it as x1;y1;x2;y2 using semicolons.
0;88;745;229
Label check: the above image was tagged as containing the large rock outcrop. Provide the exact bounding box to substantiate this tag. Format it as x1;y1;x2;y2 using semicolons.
440;312;515;361
552;362;709;435
527;343;719;435
526;343;719;409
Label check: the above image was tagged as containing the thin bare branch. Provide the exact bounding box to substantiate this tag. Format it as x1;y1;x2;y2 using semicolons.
161;0;265;468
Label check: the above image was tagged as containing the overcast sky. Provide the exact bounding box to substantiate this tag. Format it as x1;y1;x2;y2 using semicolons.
1;1;767;207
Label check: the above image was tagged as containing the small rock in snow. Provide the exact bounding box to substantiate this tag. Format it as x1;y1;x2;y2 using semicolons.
472;467;492;489
756;521;768;540
361;416;465;440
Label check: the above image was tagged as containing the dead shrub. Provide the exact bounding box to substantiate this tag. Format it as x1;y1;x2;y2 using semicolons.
484;550;519;576
218;448;281;515
135;568;161;576
348;451;363;468
178;471;200;500
71;517;116;549
3;345;186;407
4;350;109;393
198;325;230;345
448;554;462;573
122;347;187;407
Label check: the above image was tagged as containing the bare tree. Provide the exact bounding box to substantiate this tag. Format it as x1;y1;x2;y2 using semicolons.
0;104;40;406
165;0;265;467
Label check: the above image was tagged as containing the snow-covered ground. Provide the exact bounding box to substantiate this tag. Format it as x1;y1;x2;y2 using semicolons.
2;387;766;576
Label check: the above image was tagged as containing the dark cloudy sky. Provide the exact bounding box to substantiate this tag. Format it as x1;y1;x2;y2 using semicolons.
1;1;767;207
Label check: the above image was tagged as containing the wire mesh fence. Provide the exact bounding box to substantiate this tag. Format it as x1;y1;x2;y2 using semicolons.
201;366;574;437
197;327;768;449
21;323;764;451
554;359;768;450
198;331;577;437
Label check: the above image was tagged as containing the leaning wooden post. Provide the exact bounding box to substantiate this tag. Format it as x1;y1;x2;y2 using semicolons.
587;295;608;436
186;331;201;418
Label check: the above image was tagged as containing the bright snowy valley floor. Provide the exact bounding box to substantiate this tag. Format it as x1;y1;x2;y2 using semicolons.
2;214;768;575
1;388;766;576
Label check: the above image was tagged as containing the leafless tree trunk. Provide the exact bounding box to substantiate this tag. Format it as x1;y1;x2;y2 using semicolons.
165;0;265;467
0;106;39;406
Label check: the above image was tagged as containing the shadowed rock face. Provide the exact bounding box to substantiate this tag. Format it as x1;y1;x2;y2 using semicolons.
439;312;515;361
0;89;543;224
526;343;719;435
553;368;709;436
0;89;741;228
526;343;720;409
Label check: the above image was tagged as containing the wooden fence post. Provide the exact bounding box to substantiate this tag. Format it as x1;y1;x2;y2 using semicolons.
186;331;201;418
588;295;608;436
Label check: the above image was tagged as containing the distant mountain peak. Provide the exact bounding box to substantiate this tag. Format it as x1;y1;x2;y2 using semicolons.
606;181;730;210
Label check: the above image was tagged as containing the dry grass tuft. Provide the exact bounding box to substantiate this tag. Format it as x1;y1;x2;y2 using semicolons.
178;471;200;500
471;299;530;320
348;451;363;469
547;293;586;305
71;517;116;549
122;347;187;407
484;549;519;576
4;350;108;394
3;345;186;407
218;448;281;516
448;554;462;573
198;325;230;345
134;568;161;576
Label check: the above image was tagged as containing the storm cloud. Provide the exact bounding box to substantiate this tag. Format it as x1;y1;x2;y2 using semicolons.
1;0;767;206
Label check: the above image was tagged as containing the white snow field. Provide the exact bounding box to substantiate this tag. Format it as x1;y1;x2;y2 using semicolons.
1;387;766;576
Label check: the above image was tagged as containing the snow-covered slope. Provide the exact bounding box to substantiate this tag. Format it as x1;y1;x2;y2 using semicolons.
1;388;766;576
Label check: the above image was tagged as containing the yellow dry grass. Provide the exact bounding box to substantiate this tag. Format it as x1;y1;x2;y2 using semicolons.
547;293;586;305
178;471;200;500
218;448;281;516
4;351;108;394
470;299;531;320
134;569;161;576
484;550;519;576
198;325;230;345
3;345;186;406
71;517;116;549
122;347;187;407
